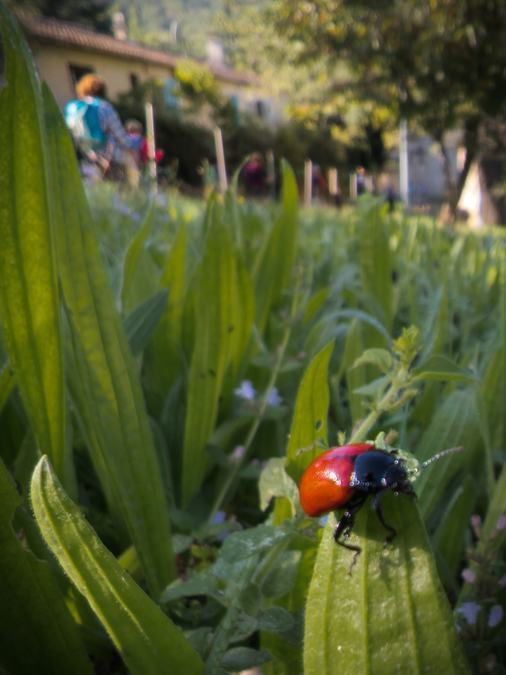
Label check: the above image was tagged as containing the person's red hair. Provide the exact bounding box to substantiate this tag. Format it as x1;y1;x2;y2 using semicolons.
75;74;106;98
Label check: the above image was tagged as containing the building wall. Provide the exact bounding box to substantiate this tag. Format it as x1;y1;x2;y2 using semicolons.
27;40;275;128
388;130;461;204
29;42;173;107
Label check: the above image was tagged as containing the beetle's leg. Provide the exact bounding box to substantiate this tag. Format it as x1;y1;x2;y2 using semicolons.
372;493;397;543
334;496;366;574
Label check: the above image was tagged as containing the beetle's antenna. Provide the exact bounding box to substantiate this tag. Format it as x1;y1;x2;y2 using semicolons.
422;446;464;469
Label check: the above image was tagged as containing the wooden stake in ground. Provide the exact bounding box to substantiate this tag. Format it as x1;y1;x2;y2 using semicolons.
328;168;339;196
304;159;313;207
350;173;357;200
145;101;158;193
213;127;228;192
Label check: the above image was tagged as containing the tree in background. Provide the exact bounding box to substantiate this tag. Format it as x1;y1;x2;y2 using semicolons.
12;0;114;32
271;0;506;215
215;0;398;175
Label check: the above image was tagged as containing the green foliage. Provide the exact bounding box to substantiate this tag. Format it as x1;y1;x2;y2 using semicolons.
284;340;334;482
0;6;505;673
304;503;470;675
30;456;204;675
174;59;222;109
0;459;92;675
13;0;113;32
253;161;298;332
273;0;506;135
0;4;71;491
271;0;506;206
181;201;250;505
43;84;175;597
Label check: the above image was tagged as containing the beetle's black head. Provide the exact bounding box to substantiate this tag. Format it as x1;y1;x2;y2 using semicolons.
382;461;415;496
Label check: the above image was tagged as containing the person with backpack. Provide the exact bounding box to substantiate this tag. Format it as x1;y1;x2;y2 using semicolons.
64;74;137;184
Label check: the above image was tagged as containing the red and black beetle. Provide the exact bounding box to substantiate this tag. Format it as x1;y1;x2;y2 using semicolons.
299;442;461;564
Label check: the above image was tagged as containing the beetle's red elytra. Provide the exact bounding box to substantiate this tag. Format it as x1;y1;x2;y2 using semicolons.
299;443;374;517
298;442;463;571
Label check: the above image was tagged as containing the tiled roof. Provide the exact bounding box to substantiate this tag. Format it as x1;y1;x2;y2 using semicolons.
18;12;258;86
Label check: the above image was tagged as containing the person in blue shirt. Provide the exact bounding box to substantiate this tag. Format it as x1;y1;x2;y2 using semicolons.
64;73;138;184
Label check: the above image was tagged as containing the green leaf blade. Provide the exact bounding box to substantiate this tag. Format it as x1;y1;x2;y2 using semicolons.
0;460;92;675
43;86;175;596
253;161;299;333
30;456;204;675
304;499;470;675
181;216;244;505
0;5;68;486
144;224;188;402
413;354;479;383
285;339;335;481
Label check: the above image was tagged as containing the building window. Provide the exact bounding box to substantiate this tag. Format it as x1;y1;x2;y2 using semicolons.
68;63;94;87
130;73;139;90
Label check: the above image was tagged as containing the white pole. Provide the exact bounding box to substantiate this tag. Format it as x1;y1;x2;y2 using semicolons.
213;127;228;192
399;118;409;205
304;159;312;207
145;101;158;192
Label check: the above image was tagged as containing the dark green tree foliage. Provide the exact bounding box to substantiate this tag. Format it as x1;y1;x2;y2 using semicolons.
13;0;113;32
273;0;506;207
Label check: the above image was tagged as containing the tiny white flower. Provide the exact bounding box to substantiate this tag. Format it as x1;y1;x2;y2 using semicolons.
498;575;506;588
456;602;481;625
488;605;503;628
234;380;256;401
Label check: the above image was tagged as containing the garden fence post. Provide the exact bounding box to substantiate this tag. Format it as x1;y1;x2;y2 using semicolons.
145;101;158;193
328;168;338;197
399;118;409;205
304;159;312;206
350;173;357;200
213;127;228;193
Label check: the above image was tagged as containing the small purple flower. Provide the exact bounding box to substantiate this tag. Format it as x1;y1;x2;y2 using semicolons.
231;445;245;462
488;605;503;628
267;387;282;406
456;602;481;625
495;514;506;531
212;511;226;525
234;380;256;401
319;515;329;527
461;568;476;584
471;514;482;536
